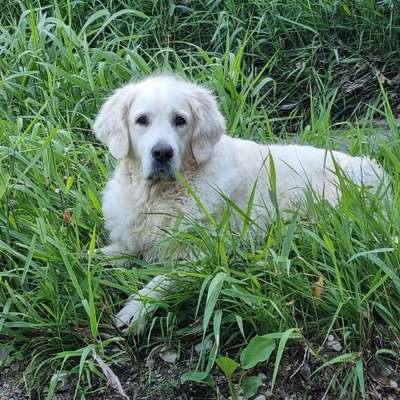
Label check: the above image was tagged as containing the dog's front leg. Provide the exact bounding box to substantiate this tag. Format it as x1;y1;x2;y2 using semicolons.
115;275;173;328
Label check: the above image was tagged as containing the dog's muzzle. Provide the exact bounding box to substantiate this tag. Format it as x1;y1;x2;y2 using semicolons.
148;143;176;181
148;161;175;181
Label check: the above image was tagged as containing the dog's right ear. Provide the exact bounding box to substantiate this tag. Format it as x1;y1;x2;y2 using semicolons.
93;84;137;160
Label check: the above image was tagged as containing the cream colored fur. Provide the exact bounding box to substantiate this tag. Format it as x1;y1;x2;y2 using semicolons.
93;74;386;328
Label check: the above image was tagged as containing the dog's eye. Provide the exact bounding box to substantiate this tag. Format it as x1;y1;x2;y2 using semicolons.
135;115;149;126
174;115;186;127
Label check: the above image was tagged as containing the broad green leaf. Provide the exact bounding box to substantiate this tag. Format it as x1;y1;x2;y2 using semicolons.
181;371;214;387
243;375;262;399
216;356;239;380
240;335;276;369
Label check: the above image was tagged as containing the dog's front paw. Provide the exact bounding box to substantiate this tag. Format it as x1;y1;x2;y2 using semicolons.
115;276;172;330
115;298;154;329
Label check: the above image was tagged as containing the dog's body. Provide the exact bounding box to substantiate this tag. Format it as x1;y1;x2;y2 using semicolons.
94;74;386;327
103;138;382;259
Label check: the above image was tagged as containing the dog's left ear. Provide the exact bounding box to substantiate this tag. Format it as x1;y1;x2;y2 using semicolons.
93;84;137;160
189;84;226;164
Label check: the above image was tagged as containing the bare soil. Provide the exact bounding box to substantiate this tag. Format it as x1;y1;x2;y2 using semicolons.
1;344;399;400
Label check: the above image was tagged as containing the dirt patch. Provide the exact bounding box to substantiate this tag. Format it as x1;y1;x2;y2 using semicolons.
0;365;26;400
1;344;399;400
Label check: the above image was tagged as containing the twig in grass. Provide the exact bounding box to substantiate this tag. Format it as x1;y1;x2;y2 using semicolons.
92;348;129;400
289;347;309;380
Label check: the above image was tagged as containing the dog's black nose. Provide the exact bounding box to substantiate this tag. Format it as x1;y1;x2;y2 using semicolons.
152;144;174;162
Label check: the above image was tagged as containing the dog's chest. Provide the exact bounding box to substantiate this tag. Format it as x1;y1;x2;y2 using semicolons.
128;185;186;230
103;174;192;254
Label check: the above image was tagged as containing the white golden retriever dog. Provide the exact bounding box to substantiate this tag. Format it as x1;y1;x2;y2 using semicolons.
93;74;386;327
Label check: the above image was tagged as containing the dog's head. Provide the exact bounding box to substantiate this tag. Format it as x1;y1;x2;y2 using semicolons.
93;74;226;182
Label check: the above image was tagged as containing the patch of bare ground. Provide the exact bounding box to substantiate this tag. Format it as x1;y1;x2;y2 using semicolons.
1;343;399;400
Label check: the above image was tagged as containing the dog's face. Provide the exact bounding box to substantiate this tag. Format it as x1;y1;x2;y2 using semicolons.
93;75;226;182
128;84;194;180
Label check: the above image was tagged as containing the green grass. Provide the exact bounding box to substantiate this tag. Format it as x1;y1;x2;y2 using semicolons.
0;1;400;399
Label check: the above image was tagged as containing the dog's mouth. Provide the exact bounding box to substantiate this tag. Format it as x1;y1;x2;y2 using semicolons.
147;162;176;182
